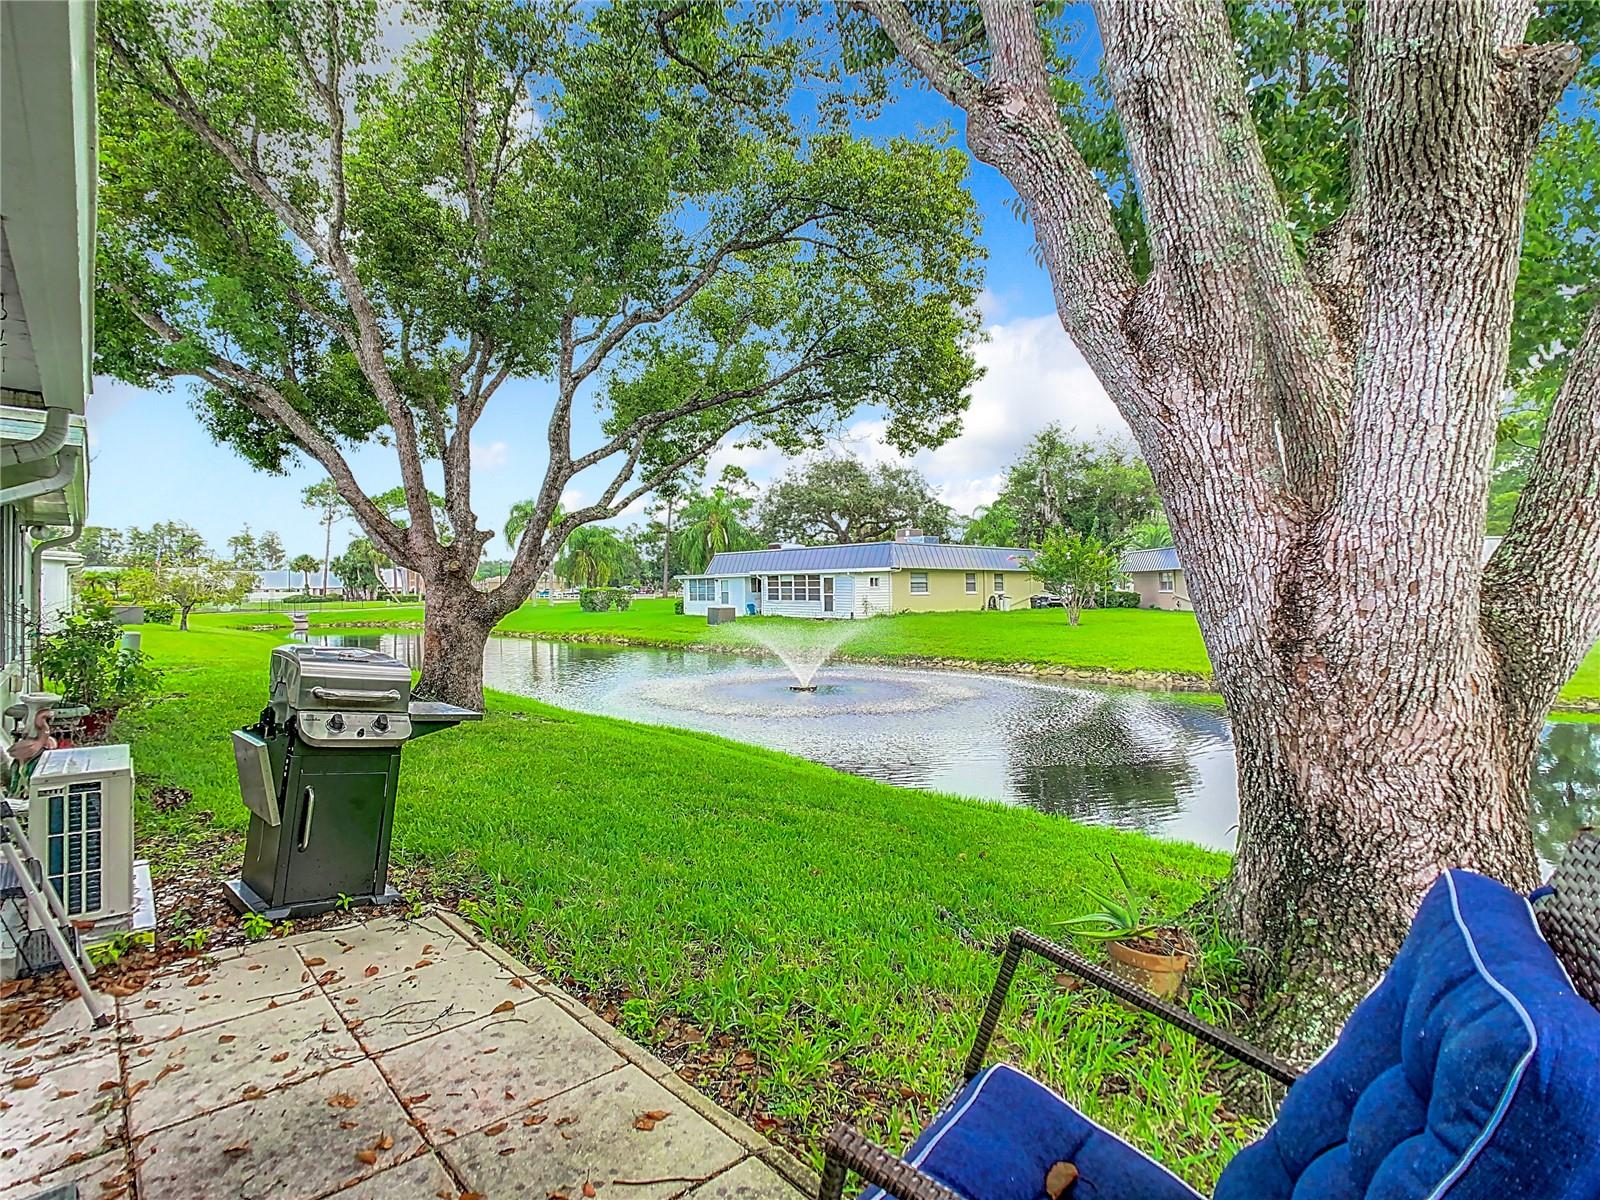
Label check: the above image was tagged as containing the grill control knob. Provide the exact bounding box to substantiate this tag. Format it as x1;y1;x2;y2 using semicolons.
373;715;389;734
327;714;345;732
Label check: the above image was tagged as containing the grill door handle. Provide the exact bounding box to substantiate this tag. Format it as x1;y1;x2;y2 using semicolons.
298;786;316;852
310;687;400;704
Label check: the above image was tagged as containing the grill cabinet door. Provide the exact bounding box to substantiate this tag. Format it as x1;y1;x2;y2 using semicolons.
281;750;399;901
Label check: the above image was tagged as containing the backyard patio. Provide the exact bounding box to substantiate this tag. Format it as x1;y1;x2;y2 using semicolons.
1;909;810;1200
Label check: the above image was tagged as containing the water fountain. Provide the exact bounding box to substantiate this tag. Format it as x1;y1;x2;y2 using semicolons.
722;619;866;691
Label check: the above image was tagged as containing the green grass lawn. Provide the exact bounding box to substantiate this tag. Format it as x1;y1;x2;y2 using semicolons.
119;622;1251;1185
194;597;1600;706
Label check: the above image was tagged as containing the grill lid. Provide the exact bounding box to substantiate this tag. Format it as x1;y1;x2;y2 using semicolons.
270;644;412;717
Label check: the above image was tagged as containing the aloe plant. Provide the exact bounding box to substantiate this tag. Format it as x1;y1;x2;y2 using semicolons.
1056;853;1164;943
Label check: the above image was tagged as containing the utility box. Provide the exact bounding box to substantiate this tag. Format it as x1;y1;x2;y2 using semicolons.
227;645;478;919
706;606;737;625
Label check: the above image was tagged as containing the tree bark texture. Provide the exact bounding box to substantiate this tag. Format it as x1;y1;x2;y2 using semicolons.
413;573;495;711
863;0;1596;1052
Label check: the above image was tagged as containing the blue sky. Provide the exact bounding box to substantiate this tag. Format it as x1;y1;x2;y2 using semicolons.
84;17;1123;562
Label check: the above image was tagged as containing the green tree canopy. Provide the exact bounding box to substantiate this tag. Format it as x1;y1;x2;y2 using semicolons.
757;456;953;545
1024;529;1119;626
992;428;1160;547
556;526;635;590
95;0;985;706
673;479;762;574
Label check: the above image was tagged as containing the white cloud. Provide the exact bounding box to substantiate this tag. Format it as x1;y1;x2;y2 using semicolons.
471;439;509;469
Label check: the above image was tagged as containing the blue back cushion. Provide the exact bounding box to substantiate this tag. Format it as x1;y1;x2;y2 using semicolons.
1215;870;1600;1200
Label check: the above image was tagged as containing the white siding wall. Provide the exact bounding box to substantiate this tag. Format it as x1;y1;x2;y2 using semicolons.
832;574;854;617
852;572;893;617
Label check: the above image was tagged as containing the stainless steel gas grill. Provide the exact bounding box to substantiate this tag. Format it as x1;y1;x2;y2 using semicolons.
227;645;478;918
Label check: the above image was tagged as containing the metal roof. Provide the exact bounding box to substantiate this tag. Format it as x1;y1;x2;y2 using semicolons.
698;541;1036;576
1120;546;1181;574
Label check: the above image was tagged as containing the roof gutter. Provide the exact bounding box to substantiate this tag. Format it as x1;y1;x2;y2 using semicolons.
30;517;83;644
0;404;70;469
0;447;75;506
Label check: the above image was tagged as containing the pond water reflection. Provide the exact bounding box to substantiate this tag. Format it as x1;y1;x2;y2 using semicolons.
319;633;1598;861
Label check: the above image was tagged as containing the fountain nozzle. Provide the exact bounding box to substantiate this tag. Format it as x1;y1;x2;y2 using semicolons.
788;684;818;693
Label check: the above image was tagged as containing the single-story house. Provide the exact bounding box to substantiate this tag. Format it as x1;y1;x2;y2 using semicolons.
1121;536;1507;612
680;534;1043;619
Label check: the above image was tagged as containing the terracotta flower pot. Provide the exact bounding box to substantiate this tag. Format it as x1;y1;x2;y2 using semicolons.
1107;938;1191;999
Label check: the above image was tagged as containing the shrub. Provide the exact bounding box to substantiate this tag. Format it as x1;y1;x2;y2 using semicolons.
33;606;163;710
612;591;631;612
673;599;684;615
579;588;614;612
1103;590;1141;609
143;602;177;625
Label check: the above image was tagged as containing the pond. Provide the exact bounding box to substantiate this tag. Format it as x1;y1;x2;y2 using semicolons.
317;633;1598;863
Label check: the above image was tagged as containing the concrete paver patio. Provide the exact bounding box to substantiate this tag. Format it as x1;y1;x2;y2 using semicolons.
1;911;812;1200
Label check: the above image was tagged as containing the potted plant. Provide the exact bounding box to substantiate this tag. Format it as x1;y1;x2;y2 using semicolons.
1057;854;1192;999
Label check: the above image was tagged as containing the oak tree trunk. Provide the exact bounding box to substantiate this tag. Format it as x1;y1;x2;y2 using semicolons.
860;0;1597;1050
414;575;493;711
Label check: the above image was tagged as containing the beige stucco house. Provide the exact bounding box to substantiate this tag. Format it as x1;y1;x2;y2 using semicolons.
681;534;1045;619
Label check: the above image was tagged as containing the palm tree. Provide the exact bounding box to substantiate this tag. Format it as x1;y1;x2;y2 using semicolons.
556;525;628;588
673;487;759;574
289;553;320;593
504;499;564;553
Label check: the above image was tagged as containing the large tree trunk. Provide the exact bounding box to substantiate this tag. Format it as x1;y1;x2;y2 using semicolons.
1220;665;1541;1052
414;575;493;711
859;0;1596;1051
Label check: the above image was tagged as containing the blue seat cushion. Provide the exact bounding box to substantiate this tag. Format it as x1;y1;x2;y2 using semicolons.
861;1062;1203;1200
1215;869;1600;1200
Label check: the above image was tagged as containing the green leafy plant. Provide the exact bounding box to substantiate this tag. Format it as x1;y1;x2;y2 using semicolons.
32;605;162;710
88;931;138;967
241;911;274;941
177;926;211;952
143;602;177;625
1056;854;1164;943
334;892;354;913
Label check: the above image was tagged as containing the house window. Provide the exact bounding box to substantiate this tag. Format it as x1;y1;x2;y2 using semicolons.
778;575;794;601
910;572;929;595
687;579;716;602
994;573;1005;593
868;576;880;588
965;572;977;593
802;574;821;601
751;577;762;595
1159;571;1176;593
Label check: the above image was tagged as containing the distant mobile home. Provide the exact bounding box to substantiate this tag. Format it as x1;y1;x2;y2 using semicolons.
679;533;1042;620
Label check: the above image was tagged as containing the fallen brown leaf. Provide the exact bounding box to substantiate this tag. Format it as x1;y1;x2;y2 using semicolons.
364;966;379;977
582;1183;598;1197
218;1035;236;1044
271;1052;289;1063
1045;1161;1079;1199
328;1092;360;1109
355;1149;378;1165
223;1140;251;1158
304;957;327;967
522;1114;547;1127
11;1075;40;1091
404;1093;431;1106
373;1132;394;1151
483;1122;508;1136
491;1000;516;1015
185;974;209;987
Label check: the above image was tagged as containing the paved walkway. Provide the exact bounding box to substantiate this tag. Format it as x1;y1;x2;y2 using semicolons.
2;911;812;1200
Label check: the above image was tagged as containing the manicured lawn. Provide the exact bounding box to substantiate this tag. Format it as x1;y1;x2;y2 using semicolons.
194;597;1600;705
119;622;1251;1185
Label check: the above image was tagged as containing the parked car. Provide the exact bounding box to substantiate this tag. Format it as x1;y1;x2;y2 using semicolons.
1030;594;1064;609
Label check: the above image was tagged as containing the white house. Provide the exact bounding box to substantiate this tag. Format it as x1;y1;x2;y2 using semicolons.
680;534;1045;619
1;0;97;717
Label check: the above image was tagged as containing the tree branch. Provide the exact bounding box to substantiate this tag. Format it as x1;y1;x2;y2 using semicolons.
118;288;412;563
1482;304;1600;713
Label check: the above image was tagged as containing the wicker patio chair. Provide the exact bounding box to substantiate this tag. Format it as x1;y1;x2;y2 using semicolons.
820;831;1600;1200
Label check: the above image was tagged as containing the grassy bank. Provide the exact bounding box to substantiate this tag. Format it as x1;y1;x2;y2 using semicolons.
119;623;1248;1185
196;597;1600;708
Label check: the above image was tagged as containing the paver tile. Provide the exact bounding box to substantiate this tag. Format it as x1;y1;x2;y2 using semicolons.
439;1065;743;1200
0;1052;123;1192
2;992;119;1080
295;917;473;989
15;1142;133;1200
375;997;622;1138
134;1060;420;1200
688;1157;803;1200
335;948;534;1053
125;943;312;1038
126;990;363;1136
316;1149;457;1200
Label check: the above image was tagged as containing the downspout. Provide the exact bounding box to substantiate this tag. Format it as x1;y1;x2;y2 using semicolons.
25;517;83;689
0;405;70;469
